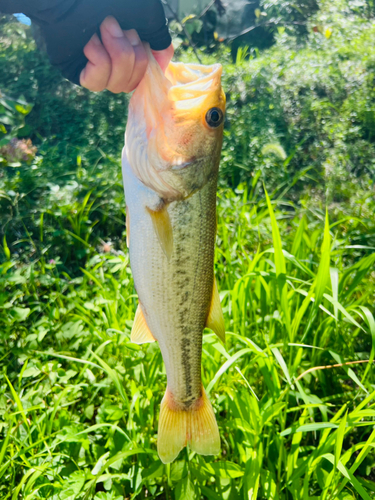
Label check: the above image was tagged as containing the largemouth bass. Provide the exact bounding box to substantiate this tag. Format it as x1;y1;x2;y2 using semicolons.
122;50;225;464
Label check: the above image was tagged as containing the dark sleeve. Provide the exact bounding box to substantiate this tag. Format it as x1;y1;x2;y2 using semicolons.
0;0;171;85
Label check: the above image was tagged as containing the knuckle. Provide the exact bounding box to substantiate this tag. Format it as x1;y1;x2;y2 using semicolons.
108;44;134;65
84;46;110;69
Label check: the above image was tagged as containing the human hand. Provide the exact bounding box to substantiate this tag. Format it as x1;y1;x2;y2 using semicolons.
80;16;174;93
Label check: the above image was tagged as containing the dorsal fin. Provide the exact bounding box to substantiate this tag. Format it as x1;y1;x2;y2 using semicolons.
146;206;173;259
206;278;225;343
131;304;157;344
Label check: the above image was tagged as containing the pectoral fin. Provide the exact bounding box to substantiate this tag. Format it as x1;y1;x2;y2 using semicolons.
131;304;157;344
206;278;225;343
147;206;173;260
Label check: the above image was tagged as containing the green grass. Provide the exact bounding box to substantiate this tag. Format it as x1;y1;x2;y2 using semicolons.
1;178;374;499
1;1;375;497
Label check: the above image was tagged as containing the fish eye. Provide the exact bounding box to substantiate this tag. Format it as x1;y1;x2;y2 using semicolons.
205;107;224;128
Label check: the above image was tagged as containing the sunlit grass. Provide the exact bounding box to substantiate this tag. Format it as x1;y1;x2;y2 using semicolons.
1;178;374;499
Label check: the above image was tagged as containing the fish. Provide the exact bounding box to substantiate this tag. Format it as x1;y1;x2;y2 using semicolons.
122;49;226;464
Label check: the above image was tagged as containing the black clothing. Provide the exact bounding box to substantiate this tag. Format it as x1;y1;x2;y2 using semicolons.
0;0;171;85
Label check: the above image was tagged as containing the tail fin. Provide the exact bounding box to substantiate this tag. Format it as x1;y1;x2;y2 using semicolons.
157;386;220;463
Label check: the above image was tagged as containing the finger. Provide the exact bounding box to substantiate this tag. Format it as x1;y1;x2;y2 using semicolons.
122;32;148;91
152;43;174;72
80;33;111;91
100;17;141;93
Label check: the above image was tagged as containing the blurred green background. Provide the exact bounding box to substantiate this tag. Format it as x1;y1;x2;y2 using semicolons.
1;0;375;498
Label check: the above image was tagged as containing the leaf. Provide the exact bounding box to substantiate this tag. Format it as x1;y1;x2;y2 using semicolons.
335;410;348;467
15;103;33;115
203;461;244;479
341;253;375;299
59;471;86;499
5;375;28;428
100;449;151;473
265;188;291;338
315;211;331;308
330;267;339;321
11;307;31;322
0;425;12;472
301;213;331;341
336;428;375;496
174;475;196;500
265;191;286;276
22;367;41;378
85;404;94;420
324;297;365;332
200;486;222;500
206;348;252;394
92;452;110;476
357;306;375;381
170;460;187;482
104;406;123;421
90;350;129;409
244;444;263;499
272;348;293;386
142;461;164;481
94;493;123;500
2;235;10;260
281;422;338;437
262;402;286;426
322;454;371;500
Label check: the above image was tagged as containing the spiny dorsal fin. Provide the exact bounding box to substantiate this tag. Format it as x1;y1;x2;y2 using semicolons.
131;304;157;344
206;278;225;343
146;206;173;260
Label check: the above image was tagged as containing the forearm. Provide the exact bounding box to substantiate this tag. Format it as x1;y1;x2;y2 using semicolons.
0;1;76;22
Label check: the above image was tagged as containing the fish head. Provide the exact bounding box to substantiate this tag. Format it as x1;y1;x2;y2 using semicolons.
125;49;225;201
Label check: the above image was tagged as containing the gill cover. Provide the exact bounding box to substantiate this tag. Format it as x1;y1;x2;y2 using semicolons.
125;48;225;202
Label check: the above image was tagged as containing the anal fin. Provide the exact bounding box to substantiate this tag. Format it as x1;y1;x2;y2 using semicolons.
131;304;157;344
206;277;225;343
157;386;220;464
146;206;173;260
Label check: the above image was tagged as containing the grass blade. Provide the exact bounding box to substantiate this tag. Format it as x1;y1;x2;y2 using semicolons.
265;188;291;339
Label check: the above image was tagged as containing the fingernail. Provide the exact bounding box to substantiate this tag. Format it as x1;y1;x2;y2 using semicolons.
91;33;101;46
107;18;124;38
125;29;141;46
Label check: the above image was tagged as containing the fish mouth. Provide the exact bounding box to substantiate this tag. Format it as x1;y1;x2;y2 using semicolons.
166;62;222;89
165;63;224;116
170;155;212;171
170;161;192;171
